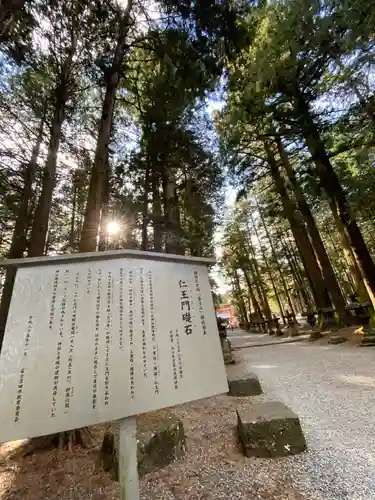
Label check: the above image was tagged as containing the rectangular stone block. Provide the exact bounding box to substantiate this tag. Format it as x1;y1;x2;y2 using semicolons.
237;401;307;458
228;372;262;396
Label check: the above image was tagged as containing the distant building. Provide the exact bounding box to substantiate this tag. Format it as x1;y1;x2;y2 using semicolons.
216;304;238;326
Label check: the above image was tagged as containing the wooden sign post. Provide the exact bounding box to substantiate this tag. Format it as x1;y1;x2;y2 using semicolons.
119;417;139;500
0;249;228;499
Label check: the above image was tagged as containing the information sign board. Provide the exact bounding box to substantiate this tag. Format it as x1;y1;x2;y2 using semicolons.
0;254;228;442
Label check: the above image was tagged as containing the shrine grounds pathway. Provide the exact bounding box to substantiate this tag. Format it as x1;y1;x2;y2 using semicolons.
231;337;375;500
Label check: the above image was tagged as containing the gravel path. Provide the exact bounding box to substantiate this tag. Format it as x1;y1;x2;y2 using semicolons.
234;341;375;500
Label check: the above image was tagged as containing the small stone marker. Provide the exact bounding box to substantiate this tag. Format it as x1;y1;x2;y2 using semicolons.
237;401;307;458
227;372;262;396
222;338;235;365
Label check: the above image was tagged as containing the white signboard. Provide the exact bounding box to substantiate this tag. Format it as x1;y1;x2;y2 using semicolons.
0;255;228;442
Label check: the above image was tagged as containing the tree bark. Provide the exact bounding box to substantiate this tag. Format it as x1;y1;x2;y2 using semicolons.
0;113;44;349
141;160;150;251
163;165;183;255
152;170;162;251
242;267;263;322
330;207;369;300
79;3;133;253
276;137;351;324
234;269;249;323
265;141;332;313
28;35;76;257
69;174;78;248
293;90;375;309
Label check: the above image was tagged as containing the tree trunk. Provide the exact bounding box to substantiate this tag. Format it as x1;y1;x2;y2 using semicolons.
294;90;375;309
330;207;369;300
265;141;332;313
69;178;78;248
276;137;352;324
242;267;263;322
79;4;133;253
28;35;77;257
163;165;183;255
280;234;312;312
0;114;44;349
28;105;65;256
244;232;273;329
141;160;150;251
152;171;162;251
234;269;249;323
248;210;285;321
256;199;294;320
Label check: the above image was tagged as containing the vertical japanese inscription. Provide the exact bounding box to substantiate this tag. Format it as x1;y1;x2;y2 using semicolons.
148;271;160;395
179;280;192;335
59;269;70;339
104;271;112;407
128;270;135;400
119;268;124;351
140;268;147;378
14;316;32;423
51;269;69;418
51;340;63;418
194;270;207;335
169;330;179;390
92;269;102;410
49;270;59;330
64;272;79;413
175;328;184;380
87;268;92;295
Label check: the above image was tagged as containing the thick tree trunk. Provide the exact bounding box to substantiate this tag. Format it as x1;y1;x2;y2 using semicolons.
330;207;369;300
234;269;249;323
152;171;162;251
28;35;76;257
141;161;150;251
265;142;332;313
28;105;65;256
242;267;263;322
277;138;351;324
294;90;375;309
80;4;133;253
0;114;44;349
163;165;183;255
69;179;77;248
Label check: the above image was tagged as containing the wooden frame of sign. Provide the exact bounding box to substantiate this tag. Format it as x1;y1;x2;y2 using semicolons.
0;249;228;500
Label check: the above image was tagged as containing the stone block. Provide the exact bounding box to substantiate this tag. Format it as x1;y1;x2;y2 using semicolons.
100;410;186;480
328;335;347;345
309;330;323;341
237;401;307;458
360;335;375;347
228;372;262;396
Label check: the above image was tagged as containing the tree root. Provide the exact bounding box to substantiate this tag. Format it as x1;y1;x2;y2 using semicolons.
7;427;95;458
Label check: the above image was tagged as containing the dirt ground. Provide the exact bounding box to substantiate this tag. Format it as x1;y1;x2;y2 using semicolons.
0;396;308;500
